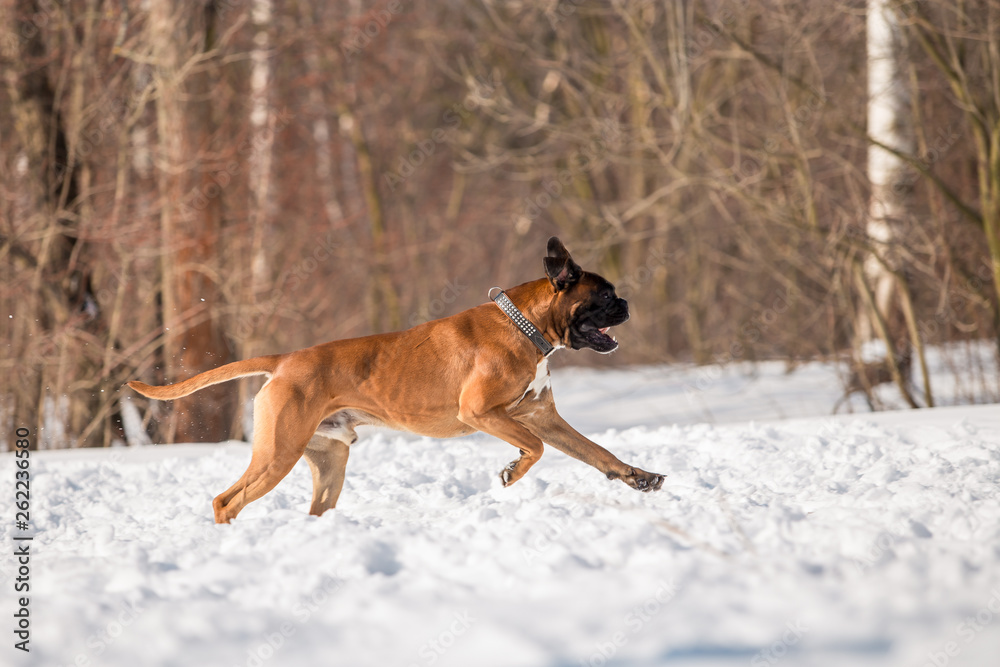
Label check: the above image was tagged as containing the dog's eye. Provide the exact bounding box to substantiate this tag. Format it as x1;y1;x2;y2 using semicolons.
602;292;611;299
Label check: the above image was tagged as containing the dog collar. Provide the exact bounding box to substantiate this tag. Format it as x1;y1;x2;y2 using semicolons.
489;287;555;357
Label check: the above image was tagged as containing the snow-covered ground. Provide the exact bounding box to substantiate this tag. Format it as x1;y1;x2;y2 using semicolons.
3;348;1000;667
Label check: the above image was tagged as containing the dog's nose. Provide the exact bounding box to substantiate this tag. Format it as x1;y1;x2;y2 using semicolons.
617;298;629;321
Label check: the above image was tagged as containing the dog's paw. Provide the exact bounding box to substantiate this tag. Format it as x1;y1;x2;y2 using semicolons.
611;467;665;492
499;460;517;487
634;472;664;492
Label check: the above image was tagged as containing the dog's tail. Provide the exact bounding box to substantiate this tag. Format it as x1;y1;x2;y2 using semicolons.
127;355;281;401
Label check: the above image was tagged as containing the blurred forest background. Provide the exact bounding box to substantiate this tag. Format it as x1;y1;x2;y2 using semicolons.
4;0;1000;448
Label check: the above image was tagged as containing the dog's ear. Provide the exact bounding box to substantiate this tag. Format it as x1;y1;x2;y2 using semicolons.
544;236;582;291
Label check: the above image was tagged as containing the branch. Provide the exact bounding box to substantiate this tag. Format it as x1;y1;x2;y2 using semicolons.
862;126;984;227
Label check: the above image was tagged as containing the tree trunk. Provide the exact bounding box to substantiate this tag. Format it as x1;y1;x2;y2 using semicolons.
865;0;912;336
235;0;275;441
298;3;346;229
863;0;917;401
151;1;234;443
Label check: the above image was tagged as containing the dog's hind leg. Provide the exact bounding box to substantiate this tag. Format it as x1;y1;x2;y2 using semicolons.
212;379;321;524
303;435;351;516
302;410;364;515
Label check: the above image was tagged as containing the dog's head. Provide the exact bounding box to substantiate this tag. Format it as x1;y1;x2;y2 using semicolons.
544;237;629;354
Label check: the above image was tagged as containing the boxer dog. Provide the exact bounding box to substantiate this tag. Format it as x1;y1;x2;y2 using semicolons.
129;237;664;523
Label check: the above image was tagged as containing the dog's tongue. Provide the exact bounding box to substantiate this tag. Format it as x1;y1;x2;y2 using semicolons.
599;327;610;334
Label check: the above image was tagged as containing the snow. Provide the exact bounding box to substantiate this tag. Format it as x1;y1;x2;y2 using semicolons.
3;350;1000;667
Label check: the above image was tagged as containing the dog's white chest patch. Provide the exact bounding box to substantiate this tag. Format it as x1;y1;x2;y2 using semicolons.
525;358;550;398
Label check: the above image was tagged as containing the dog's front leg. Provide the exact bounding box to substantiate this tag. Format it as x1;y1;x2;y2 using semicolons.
458;398;546;487
515;397;664;492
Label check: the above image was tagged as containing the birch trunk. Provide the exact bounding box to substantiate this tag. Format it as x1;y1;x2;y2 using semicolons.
865;0;913;338
235;0;275;441
298;3;345;229
248;0;273;307
863;0;926;406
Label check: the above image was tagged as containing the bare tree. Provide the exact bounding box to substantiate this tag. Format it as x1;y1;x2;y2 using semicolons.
150;2;235;442
857;0;923;408
6;0;1000;450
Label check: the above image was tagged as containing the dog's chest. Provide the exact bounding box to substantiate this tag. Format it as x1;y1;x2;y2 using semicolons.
523;357;550;399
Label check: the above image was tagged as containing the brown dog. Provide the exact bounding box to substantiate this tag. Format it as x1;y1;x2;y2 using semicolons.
129;237;664;523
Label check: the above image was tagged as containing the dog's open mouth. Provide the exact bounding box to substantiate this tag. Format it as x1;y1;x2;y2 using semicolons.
578;322;618;352
596;326;617;346
571;301;628;353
